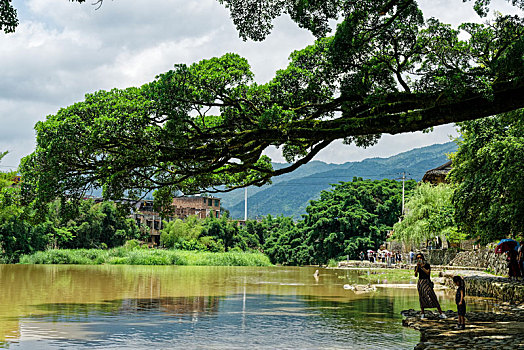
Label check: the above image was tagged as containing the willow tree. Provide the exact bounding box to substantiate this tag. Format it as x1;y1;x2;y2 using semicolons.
20;0;524;205
392;182;464;245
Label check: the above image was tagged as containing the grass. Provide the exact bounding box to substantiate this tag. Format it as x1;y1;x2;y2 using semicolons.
327;259;338;268
357;268;417;283
19;248;272;267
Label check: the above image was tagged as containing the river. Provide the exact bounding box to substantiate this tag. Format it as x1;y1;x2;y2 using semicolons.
0;265;493;349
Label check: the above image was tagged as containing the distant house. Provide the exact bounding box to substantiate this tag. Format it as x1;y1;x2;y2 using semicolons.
6;175;21;188
132;196;221;246
171;196;221;220
422;160;452;184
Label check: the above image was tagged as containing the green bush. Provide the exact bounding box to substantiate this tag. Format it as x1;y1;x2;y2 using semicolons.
123;239;144;250
327;259;338;267
108;256;129;264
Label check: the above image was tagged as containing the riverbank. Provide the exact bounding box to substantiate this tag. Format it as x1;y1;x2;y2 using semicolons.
401;272;524;349
19;248;272;266
337;259;486;272
401;304;524;349
439;270;524;304
338;259;524;348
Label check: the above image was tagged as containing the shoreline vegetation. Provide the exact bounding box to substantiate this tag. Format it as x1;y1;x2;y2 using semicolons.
19;248;272;267
356;268;417;283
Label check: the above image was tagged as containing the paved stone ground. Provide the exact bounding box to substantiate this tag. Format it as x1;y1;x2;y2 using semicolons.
402;304;524;350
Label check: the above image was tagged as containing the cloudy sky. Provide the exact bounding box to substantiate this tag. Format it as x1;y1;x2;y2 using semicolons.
0;0;521;169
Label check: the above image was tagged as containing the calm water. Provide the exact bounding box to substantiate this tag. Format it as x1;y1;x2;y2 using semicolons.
0;265;493;349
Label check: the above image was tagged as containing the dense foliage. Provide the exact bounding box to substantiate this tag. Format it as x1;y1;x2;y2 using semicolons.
449;110;524;243
0;151;14;189
252;178;414;265
299;178;416;264
159;214;265;253
218;0;524;41
0;0;18;34
155;178;413;265
392;182;465;245
0;153;47;262
19;0;524;207
0;162;144;262
4;144;410;265
45;199;143;249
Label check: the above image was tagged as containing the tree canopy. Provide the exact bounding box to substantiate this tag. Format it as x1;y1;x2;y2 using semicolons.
449;110;524;243
18;0;524;203
300;178;415;264
0;0;18;34
0;151;15;190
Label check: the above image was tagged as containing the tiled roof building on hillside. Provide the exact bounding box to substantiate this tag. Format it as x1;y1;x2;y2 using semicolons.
422;160;452;184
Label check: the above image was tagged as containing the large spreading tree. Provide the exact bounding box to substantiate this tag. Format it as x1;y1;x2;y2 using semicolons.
17;0;524;205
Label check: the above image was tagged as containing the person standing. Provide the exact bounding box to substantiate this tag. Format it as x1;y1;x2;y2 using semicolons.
415;253;447;319
453;276;466;330
359;251;365;262
507;249;520;280
518;242;524;279
409;251;414;264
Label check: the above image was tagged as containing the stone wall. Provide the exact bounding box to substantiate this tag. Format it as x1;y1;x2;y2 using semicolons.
449;249;507;275
425;249;459;266
442;274;524;304
422;248;508;275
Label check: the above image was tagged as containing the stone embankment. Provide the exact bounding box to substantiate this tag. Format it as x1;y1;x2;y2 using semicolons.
439;270;524;304
337;257;523;302
401;306;524;350
448;249;508;276
340;248;508;275
337;260;409;269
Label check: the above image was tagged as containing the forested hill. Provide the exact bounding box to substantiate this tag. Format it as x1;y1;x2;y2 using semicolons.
221;142;458;219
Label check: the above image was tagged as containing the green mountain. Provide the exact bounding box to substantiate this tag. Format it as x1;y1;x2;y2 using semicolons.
220;142;457;219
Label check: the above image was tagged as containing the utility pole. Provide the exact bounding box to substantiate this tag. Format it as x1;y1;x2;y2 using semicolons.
244;187;248;221
396;172;409;217
402;171;405;216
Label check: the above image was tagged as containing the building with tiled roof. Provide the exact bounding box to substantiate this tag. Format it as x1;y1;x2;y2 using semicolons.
422;160;452;184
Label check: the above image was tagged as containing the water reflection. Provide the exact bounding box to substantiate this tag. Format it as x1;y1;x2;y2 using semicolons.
29;296;221;318
5;294;417;350
0;265;495;349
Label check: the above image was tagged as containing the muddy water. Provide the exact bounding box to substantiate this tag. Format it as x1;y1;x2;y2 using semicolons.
0;265;488;349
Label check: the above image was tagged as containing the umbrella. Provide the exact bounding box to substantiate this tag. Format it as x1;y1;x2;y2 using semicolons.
494;239;519;254
367;249;375;253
